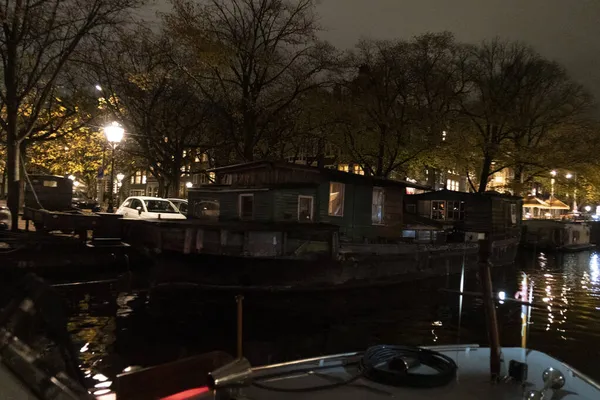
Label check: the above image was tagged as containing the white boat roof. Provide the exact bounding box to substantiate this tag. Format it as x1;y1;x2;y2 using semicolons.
128;196;169;201
197;346;600;400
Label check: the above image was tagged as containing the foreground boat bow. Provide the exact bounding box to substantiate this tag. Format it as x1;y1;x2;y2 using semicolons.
181;345;599;400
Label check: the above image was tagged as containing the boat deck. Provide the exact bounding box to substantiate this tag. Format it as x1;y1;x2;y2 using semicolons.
192;347;599;400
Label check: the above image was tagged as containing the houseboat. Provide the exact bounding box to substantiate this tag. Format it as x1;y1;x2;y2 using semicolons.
520;195;594;251
522;220;594;252
403;189;522;266
121;161;521;290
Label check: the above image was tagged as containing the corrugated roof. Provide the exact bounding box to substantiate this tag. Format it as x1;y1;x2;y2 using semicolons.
207;161;433;190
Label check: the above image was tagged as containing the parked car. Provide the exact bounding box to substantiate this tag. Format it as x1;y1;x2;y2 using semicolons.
72;190;100;212
115;196;186;220
167;198;188;215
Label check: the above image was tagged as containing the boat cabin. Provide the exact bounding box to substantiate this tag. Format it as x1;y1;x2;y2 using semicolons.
404;190;523;243
522;220;592;251
24;175;73;211
187;161;429;242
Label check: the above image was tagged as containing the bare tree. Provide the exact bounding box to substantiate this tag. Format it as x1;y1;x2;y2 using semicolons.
91;28;216;197
165;0;337;161
336;33;465;178
457;39;594;193
0;0;139;229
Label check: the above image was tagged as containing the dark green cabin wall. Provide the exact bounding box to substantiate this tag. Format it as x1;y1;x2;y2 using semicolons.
209;191;273;221
316;181;382;241
191;181;406;242
273;188;318;221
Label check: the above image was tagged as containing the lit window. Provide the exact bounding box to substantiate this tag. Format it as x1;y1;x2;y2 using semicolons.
239;194;254;219
446;179;459;191
431;200;445;220
328;182;345;216
298;196;314;221
202;153;209;163
132;171;145;185
338;164;349;172
372;187;384;224
353;165;364;175
209;172;215;182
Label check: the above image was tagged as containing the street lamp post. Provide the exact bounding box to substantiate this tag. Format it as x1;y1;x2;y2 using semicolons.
104;122;124;213
550;170;557;201
116;173;125;205
565;173;577;213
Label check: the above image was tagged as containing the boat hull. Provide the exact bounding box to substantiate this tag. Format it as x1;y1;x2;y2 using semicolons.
150;238;519;292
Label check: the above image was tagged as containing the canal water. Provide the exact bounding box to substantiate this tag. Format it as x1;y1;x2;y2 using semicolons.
61;250;600;394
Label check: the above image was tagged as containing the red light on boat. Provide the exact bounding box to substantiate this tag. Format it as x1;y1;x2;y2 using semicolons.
160;387;210;400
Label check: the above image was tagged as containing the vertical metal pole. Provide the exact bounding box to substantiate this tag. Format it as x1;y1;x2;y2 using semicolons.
107;144;115;213
478;238;501;381
236;295;244;359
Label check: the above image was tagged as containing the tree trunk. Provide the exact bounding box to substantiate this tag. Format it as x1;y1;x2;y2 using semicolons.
6;136;19;231
242;108;257;161
376;130;385;177
242;135;254;162
512;165;525;196
18;140;28;209
170;174;181;198
158;178;165;198
477;154;493;193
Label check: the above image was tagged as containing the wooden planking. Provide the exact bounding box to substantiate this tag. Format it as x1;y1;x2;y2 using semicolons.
384;187;403;226
273;188;318;222
226;166;321;186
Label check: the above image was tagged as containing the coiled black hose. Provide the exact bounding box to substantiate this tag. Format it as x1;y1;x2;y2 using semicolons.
360;345;457;388
252;345;457;392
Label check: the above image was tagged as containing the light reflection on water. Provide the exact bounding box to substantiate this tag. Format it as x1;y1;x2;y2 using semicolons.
61;250;600;386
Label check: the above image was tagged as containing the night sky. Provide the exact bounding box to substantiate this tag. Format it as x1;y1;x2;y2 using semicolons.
140;0;600;101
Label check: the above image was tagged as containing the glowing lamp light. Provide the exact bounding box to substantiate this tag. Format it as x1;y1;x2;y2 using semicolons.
585;205;592;212
566;173;573;179
95;85;102;91
186;182;193;189
104;122;124;144
550;170;557;177
116;173;125;182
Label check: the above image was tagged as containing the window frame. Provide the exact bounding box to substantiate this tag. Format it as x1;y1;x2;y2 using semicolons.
328;182;345;217
446;200;465;221
297;195;314;222
431;200;446;220
372;187;385;225
238;193;254;219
